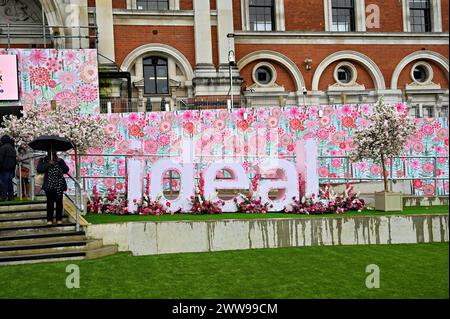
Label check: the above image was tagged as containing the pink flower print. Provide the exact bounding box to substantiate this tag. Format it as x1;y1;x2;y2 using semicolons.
318;167;329;177
319;115;331;127
29;50;47;66
158;134;170;146
159;121;172;133
422;162;435;174
63;50;80;65
80;62;97;83
289;106;301;118
280;134;292;146
213;118;226;131
93;156;105;167
182;110;194;122
331;132;345;144
30;67;50;86
266;116;279;129
331;158;342;168
271;107;282;118
165;112;175;121
361;104;372;115
317;128;329;140
341;104;352;116
413;142;424;153
144;139;159;153
370;164;382;176
421;124;434;136
54;90;79;109
128;113;139;123
422;184;435;196
78;84;98;102
104;178;116;188
56;70;78;89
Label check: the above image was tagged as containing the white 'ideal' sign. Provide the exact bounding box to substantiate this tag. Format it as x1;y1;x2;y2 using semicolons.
127;138;319;213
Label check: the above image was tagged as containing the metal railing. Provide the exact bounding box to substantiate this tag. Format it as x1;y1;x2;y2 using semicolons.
0;23;98;49
99;96;247;113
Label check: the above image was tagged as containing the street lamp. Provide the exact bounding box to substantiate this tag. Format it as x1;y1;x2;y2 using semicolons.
227;33;235;111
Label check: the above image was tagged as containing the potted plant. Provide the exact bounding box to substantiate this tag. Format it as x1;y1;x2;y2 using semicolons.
351;97;416;211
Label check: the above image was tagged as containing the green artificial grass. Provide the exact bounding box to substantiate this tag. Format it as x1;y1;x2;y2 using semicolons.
85;205;449;224
0;243;448;299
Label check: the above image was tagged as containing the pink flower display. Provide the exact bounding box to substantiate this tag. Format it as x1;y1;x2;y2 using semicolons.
30;67;50;86
78;84;98;102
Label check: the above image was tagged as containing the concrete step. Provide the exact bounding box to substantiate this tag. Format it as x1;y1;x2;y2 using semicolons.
0;230;85;242
0;223;77;236
0;203;47;213
85;245;118;259
0;239;103;256
0;251;85;266
0;216;69;227
0;234;87;246
0;244;117;266
0;210;48;220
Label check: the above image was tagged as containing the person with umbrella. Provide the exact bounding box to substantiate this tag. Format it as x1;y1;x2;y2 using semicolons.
31;136;72;225
0;135;17;201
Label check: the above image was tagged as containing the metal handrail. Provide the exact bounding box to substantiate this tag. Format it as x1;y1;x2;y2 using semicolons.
0;23;98;49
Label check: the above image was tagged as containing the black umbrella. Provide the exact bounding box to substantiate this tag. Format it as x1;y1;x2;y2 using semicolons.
28;135;73;160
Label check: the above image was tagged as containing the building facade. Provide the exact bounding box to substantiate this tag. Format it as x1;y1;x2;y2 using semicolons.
1;0;449;115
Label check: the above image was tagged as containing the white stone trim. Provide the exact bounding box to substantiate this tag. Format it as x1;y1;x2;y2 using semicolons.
120;43;194;80
237;50;306;91
312;50;386;91
323;0;366;32
240;0;285;31
402;0;443;32
391;50;449;89
233;31;449;45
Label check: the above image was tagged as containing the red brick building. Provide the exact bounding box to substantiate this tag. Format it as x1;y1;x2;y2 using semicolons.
1;0;449;115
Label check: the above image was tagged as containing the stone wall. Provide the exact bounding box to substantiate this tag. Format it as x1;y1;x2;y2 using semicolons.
86;214;449;256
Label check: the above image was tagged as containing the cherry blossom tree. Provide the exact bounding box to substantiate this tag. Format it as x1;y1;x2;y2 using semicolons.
0;105;109;182
350;97;416;192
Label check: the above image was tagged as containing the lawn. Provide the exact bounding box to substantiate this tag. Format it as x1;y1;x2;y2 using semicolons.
0;243;448;299
85;205;449;224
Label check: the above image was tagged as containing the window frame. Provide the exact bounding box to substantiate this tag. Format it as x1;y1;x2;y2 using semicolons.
402;0;442;32
241;0;285;31
331;0;356;32
143;57;170;95
409;0;432;32
128;0;179;10
249;0;275;32
324;0;366;32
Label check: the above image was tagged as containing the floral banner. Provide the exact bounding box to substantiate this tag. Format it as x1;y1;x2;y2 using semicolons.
66;105;448;196
0;49;99;114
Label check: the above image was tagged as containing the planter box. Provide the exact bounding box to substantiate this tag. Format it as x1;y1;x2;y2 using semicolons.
375;191;403;212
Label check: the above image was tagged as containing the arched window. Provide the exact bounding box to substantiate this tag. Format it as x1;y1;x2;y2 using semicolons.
143;57;169;95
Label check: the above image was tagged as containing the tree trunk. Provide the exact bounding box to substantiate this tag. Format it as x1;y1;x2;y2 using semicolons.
380;153;389;192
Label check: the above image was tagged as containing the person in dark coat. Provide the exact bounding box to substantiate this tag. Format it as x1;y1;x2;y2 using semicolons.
0;135;17;201
37;151;69;225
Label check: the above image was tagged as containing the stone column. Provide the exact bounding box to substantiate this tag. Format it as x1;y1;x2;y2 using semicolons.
217;0;234;70
96;0;116;65
193;0;214;74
